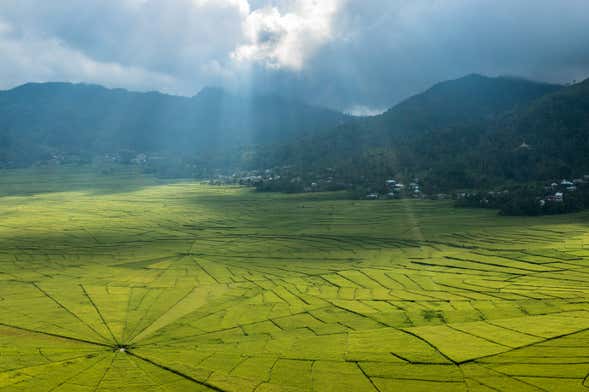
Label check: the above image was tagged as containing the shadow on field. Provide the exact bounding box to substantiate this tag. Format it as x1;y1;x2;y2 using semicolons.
0;165;173;197
1;166;587;263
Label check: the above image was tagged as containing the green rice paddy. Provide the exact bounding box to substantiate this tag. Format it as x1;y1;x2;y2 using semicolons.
1;166;588;391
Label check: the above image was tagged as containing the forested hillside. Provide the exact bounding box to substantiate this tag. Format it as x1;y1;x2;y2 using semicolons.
0;83;347;167
254;75;589;192
1;74;588;194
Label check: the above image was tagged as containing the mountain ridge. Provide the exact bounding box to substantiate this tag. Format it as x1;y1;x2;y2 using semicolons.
1;74;587;192
252;74;589;192
0;81;348;167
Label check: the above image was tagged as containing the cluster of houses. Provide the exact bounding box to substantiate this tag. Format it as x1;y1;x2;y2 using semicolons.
98;152;166;166
454;175;589;210
541;176;589;204
35;152;86;166
41;151;160;167
209;172;266;186
209;167;353;193
211;170;450;201
40;150;587;208
205;168;282;186
18;150;155;169
366;179;425;200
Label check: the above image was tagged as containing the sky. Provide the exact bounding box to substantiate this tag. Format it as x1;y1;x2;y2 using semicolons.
1;0;589;114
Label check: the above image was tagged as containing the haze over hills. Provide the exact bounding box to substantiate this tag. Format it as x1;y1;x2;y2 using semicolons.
286;74;562;148
0;82;347;166
1;74;588;191
255;74;587;189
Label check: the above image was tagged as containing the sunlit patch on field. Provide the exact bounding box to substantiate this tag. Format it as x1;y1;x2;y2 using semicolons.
0;167;588;391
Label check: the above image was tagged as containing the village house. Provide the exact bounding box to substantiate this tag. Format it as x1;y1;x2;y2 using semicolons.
517;141;531;150
409;183;421;194
132;153;147;165
546;192;564;203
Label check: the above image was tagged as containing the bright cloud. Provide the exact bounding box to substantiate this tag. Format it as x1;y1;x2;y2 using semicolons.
232;0;342;70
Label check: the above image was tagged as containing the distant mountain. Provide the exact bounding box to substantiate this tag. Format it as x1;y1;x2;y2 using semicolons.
254;74;589;192
2;74;587;192
257;74;563;164
0;82;347;166
374;74;563;133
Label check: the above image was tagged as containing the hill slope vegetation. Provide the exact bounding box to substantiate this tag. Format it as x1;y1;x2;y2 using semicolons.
1;74;588;193
255;75;589;192
0;82;347;166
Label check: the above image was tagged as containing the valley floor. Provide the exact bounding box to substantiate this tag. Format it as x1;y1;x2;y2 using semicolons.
0;167;588;391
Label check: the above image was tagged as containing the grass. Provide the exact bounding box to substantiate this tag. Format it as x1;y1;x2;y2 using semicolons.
0;165;588;391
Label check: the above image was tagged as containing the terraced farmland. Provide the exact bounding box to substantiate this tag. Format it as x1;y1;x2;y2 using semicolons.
1;167;589;391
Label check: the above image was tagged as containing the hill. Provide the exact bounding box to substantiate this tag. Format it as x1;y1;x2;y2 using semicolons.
254;75;583;192
439;76;589;185
508;77;589;173
2;74;587;193
0;82;347;167
373;74;561;133
258;74;562;158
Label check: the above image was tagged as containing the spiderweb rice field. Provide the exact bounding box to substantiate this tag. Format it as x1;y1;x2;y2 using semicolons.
1;167;588;391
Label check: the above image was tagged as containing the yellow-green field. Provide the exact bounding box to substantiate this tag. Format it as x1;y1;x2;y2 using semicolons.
1;166;588;391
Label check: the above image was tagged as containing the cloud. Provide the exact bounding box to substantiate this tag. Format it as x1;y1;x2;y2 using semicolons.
269;0;589;111
345;105;387;117
0;0;251;94
0;19;179;93
0;0;589;112
232;0;341;70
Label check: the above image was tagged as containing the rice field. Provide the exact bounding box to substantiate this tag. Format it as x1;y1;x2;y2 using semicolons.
1;166;588;391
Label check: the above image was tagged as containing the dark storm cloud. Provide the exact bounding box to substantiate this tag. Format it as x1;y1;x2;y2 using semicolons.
1;0;588;113
261;0;589;113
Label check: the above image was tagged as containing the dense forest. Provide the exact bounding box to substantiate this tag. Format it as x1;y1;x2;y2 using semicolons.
253;75;589;192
